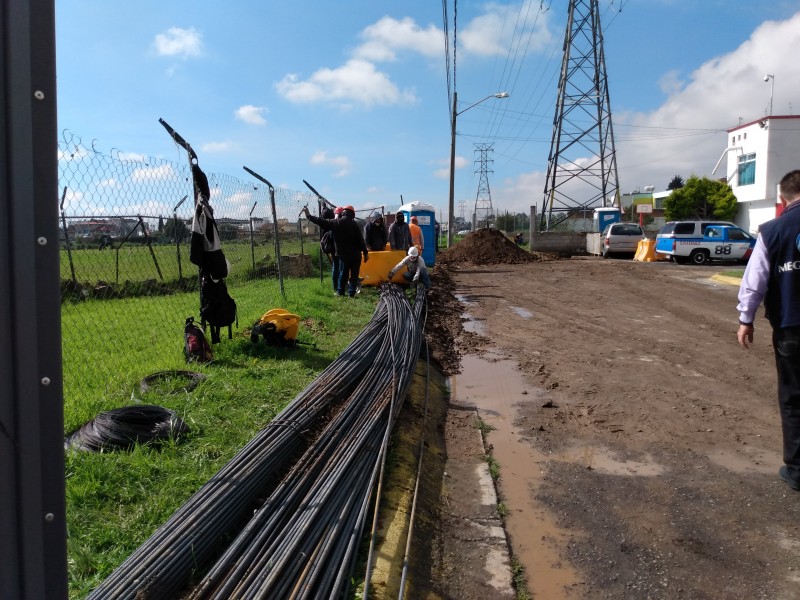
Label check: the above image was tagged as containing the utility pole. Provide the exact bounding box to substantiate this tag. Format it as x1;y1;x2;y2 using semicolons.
541;0;619;231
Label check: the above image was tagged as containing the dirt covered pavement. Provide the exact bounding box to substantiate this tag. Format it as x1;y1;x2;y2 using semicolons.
423;229;800;600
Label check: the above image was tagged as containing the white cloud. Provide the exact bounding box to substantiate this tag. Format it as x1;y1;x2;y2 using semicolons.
235;105;268;125
130;164;178;182
154;27;203;59
58;146;89;162
310;151;352;178
200;140;236;153
433;156;468;179
658;69;684;95
355;16;442;61
276;59;416;107
116;151;147;162
97;178;117;188
461;1;554;57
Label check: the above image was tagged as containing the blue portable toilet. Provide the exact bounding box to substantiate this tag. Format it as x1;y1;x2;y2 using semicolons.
593;207;621;232
399;200;436;266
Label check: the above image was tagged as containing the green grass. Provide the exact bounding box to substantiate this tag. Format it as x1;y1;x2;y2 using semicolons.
64;277;378;598
61;238;317;285
719;268;744;279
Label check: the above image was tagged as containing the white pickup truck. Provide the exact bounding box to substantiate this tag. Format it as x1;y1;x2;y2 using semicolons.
655;223;755;265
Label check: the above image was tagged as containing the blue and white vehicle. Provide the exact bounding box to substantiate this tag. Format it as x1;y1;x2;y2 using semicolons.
655;221;755;265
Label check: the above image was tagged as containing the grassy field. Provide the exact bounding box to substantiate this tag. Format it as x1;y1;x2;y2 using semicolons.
64;277;379;598
60;238;319;286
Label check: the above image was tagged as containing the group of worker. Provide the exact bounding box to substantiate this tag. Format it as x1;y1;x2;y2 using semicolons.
302;206;431;297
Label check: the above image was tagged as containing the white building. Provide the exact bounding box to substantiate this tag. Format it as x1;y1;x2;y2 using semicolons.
722;115;800;234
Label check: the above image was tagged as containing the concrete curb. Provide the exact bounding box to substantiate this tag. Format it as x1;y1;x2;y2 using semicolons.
711;274;743;286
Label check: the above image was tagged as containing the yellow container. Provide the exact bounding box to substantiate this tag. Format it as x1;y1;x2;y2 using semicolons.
255;308;300;340
360;249;409;286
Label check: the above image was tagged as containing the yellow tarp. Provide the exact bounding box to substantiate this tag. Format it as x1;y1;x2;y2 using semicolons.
634;238;667;262
360;249;409;286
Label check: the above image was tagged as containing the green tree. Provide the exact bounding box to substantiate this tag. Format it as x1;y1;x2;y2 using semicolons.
667;175;685;190
664;176;738;221
496;212;530;232
163;216;190;242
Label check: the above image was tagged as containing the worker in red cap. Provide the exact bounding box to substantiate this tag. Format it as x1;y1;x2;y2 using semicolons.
304;205;368;297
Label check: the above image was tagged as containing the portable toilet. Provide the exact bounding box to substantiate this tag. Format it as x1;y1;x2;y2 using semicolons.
399;201;436;266
593;207;621;232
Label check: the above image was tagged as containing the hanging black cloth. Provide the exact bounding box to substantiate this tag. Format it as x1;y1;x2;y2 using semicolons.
189;163;236;342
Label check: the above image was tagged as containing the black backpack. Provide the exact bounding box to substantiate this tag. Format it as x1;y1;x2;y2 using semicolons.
199;274;237;343
184;317;212;362
320;230;335;255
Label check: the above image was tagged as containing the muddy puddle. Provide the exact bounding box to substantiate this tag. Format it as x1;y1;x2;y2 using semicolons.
450;299;674;596
451;349;582;597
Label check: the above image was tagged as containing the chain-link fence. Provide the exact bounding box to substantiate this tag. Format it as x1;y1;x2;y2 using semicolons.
58;131;371;413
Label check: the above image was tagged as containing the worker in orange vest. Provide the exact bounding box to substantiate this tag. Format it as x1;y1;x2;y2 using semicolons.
409;216;424;253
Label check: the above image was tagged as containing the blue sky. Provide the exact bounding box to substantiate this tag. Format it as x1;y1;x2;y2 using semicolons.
56;1;800;220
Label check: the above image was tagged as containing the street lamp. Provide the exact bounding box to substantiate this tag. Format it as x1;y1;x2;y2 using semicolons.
764;73;775;116
447;91;509;248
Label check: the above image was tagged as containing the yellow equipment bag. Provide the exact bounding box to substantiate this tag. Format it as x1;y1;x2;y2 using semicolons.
251;308;300;346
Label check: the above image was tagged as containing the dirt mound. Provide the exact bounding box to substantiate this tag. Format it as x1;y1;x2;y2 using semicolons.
436;228;551;266
424;267;463;376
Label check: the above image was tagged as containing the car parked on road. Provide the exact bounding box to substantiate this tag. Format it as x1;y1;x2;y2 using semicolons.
600;222;645;258
656;222;755;265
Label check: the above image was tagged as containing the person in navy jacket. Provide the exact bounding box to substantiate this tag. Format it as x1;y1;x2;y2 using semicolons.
737;169;800;491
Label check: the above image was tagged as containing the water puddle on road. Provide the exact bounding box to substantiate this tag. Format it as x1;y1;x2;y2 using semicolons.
510;306;534;319
451;349;582;598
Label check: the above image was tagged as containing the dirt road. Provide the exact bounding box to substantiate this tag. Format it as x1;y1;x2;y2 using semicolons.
424;249;800;599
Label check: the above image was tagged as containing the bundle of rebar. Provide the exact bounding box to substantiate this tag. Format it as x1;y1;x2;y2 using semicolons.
88;284;425;600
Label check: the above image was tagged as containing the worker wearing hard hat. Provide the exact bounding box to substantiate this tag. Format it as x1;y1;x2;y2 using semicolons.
388;246;430;290
304;205;369;297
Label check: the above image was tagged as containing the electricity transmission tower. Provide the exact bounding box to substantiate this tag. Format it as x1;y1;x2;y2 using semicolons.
541;0;619;231
473;143;496;229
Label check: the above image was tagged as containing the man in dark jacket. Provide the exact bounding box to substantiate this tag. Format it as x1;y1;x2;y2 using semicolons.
388;211;412;251
737;169;800;491
304;205;368;297
364;210;388;251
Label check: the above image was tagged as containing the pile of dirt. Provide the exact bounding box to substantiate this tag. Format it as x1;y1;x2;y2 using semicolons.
424;267;463;376
436;228;553;266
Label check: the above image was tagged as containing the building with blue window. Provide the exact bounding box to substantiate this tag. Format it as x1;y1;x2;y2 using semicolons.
722;115;800;233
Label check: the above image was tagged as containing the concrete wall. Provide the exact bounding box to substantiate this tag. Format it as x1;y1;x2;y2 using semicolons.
530;231;587;255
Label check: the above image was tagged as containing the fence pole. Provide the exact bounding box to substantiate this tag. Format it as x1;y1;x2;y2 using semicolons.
249;201;257;274
138;215;163;281
318;199;324;283
1;0;68;596
298;218;304;256
243;167;284;297
59;187;77;286
173;195;187;283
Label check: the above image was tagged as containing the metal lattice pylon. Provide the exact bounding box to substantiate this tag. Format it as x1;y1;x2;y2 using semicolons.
541;0;619;231
473;143;495;228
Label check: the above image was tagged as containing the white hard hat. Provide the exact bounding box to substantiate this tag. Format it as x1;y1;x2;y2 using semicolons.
408;246;419;257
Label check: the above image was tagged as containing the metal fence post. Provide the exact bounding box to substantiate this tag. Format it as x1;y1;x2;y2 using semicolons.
1;1;68;598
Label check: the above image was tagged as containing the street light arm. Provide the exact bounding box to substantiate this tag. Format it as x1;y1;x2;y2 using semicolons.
456;92;510;116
